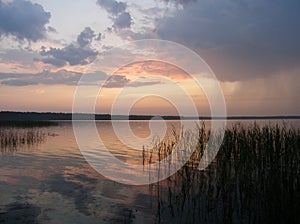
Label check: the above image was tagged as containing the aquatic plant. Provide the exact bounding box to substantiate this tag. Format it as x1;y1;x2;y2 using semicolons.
0;128;46;154
143;122;300;223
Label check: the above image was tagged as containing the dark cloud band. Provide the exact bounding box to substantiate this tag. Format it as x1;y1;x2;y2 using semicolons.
0;0;50;41
96;0;132;30
155;0;300;81
40;27;98;67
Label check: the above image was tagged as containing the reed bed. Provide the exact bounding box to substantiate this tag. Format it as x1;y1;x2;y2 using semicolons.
143;122;300;224
0;128;46;154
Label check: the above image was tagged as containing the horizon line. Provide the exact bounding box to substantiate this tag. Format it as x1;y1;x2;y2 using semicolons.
1;111;300;120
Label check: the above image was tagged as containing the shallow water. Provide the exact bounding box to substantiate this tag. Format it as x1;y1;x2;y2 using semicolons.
0;120;299;223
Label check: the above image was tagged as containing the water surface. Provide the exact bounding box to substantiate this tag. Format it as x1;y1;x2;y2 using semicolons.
0;120;299;223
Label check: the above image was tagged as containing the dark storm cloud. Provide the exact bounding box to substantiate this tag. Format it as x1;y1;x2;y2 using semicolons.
77;27;96;47
40;44;97;66
96;0;132;30
0;70;108;86
96;0;127;16
39;57;67;67
155;0;300;81
113;12;132;30
0;0;50;41
40;27;98;67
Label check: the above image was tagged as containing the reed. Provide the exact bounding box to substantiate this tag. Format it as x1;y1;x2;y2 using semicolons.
0;127;46;154
143;122;300;223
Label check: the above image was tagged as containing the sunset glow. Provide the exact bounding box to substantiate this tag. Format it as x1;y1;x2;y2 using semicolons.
0;0;299;116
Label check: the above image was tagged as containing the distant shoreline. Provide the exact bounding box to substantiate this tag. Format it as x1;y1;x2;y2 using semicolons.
1;111;299;121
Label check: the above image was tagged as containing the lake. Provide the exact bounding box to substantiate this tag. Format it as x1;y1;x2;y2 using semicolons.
0;120;299;223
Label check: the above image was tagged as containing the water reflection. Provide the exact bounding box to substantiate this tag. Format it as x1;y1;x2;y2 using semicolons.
0;120;299;223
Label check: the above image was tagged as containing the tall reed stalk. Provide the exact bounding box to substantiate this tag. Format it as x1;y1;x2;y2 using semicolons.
143;122;300;223
0;127;46;154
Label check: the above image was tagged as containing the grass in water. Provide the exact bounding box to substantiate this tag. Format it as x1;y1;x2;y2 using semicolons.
0;120;55;154
143;122;300;224
0;128;46;154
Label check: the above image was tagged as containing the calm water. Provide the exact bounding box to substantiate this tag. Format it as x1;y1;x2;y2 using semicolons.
0;120;299;223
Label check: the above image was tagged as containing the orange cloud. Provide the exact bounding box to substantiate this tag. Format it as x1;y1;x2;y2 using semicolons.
0;61;33;73
114;60;191;80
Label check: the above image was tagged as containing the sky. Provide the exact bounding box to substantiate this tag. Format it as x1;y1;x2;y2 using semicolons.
0;0;299;116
